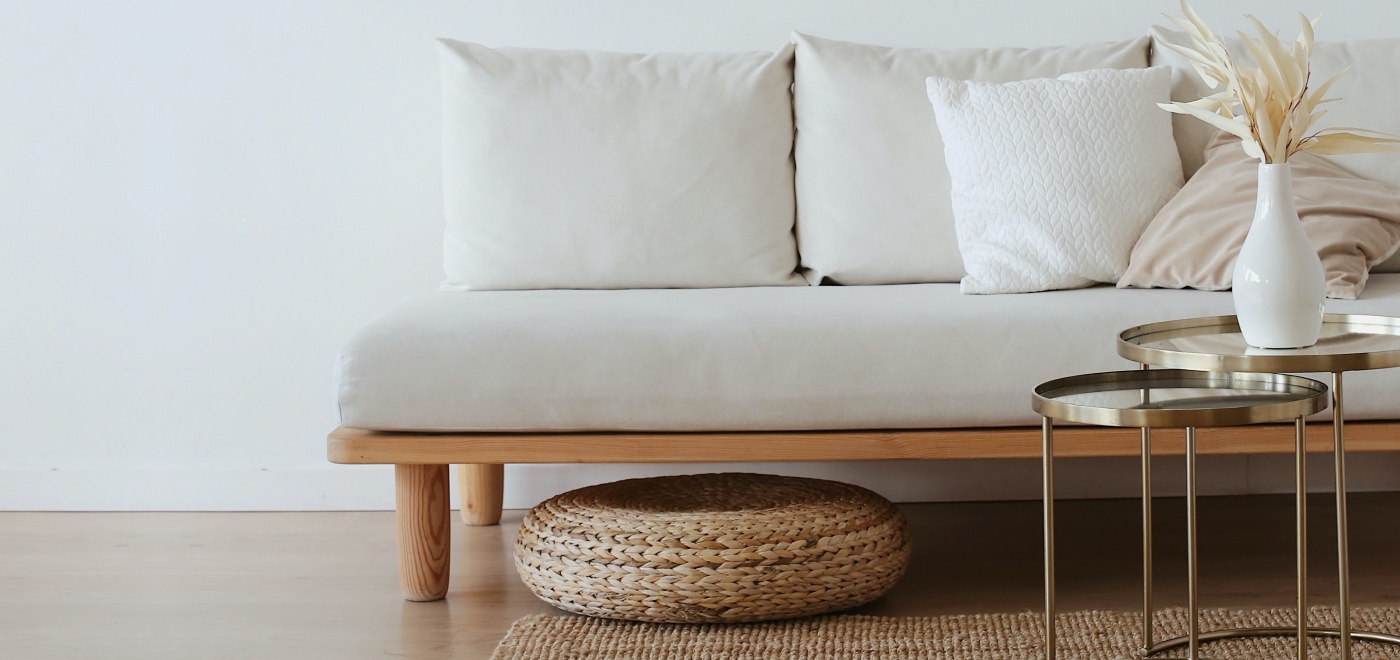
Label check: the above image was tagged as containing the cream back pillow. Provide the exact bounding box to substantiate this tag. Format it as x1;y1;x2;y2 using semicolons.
439;40;804;291
791;33;1150;285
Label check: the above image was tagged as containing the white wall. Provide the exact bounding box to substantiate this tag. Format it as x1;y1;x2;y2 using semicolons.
5;0;1400;511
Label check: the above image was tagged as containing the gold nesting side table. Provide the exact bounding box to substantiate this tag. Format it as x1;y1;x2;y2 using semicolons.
1120;314;1400;659
1034;369;1329;660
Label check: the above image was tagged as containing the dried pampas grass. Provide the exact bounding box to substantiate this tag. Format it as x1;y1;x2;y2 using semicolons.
1159;0;1400;163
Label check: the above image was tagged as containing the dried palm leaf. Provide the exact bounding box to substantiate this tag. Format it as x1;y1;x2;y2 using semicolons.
1159;0;1398;163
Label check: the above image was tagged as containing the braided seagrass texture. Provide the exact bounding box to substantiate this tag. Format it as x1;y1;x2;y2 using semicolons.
514;473;911;624
492;607;1400;659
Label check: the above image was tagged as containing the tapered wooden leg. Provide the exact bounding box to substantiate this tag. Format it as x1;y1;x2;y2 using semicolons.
396;464;450;602
457;464;504;526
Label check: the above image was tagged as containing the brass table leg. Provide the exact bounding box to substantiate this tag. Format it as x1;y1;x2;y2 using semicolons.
1186;426;1200;659
1043;416;1056;660
1333;372;1352;660
1141;423;1153;658
1140;363;1154;658
1297;416;1308;660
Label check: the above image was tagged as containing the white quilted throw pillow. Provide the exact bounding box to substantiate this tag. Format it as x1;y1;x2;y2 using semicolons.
926;67;1182;294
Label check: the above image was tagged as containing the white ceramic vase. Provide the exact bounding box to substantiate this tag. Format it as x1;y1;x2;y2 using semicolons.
1231;163;1326;348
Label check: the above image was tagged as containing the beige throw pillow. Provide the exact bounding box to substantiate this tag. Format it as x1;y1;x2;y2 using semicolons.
1119;133;1400;300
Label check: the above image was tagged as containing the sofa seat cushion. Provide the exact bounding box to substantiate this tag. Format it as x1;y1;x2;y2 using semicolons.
336;275;1400;431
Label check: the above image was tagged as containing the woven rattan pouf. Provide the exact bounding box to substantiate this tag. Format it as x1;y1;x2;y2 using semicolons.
514;472;911;623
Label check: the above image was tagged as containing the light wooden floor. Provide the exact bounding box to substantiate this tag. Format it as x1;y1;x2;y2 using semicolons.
4;493;1400;659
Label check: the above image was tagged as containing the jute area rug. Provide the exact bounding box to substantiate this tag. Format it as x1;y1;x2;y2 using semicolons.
491;607;1400;659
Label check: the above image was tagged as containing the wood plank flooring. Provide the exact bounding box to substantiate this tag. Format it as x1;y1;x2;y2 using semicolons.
3;493;1399;659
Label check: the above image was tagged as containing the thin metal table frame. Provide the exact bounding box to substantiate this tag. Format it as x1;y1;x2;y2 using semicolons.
1035;369;1330;660
1119;314;1400;659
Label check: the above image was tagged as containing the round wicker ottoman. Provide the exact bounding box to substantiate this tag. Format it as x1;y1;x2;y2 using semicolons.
514;472;911;623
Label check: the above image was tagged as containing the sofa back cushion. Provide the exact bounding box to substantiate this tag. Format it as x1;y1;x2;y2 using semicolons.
1151;27;1400;273
791;33;1150;285
438;40;804;290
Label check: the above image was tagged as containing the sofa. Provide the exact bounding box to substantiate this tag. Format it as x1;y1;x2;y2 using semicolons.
328;30;1400;602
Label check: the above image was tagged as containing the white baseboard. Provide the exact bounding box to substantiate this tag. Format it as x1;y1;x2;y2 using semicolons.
4;455;1400;511
0;465;399;511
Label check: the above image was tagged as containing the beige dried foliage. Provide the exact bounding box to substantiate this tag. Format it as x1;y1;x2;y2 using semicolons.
1159;0;1400;163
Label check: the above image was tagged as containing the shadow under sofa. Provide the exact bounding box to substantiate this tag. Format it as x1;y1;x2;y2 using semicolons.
329;278;1400;601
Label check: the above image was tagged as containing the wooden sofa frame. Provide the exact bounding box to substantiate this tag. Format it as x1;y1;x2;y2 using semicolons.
328;421;1400;601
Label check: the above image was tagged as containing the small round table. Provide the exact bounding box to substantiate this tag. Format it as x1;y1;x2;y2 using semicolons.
1120;314;1400;659
1034;369;1329;660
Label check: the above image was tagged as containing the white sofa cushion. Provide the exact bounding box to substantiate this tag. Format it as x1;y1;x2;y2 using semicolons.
336;275;1400;431
927;67;1181;294
438;40;804;290
790;33;1150;285
1150;27;1400;273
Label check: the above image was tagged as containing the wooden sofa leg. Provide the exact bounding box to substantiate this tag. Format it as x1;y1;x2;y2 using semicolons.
396;464;450;602
456;463;504;526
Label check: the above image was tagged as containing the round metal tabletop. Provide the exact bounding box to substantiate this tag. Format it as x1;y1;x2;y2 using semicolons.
1118;314;1400;373
1032;369;1328;428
